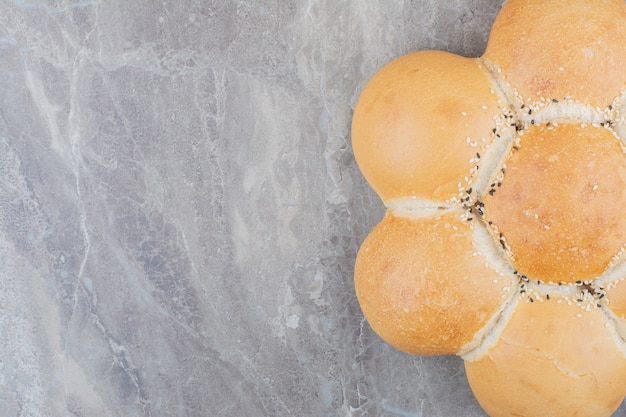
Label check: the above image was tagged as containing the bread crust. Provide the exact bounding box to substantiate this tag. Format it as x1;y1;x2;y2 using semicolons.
483;123;626;284
483;0;626;107
465;295;626;417
351;51;505;203
352;0;626;415
354;210;516;355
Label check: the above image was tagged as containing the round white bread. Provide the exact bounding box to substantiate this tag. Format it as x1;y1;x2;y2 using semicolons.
351;0;626;416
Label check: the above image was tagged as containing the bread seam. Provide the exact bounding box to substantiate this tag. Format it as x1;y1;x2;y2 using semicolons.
601;307;626;359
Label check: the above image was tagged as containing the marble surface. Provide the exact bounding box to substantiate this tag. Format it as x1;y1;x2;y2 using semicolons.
0;1;624;416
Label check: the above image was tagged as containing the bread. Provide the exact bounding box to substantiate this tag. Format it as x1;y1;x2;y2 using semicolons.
351;1;626;416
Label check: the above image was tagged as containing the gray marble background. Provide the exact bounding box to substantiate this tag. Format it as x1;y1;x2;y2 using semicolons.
0;1;624;416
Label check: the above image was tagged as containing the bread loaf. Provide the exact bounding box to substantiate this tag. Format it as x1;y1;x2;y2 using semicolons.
352;1;626;416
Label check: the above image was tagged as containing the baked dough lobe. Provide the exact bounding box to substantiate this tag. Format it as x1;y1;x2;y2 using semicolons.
465;296;626;417
352;51;502;202
483;0;626;107
483;124;626;284
354;210;515;355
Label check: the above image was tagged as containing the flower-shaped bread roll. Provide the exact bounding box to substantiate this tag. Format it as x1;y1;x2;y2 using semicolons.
351;1;626;416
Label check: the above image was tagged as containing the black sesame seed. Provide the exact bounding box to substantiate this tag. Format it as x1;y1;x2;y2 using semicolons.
575;280;582;285
546;294;550;300
521;104;525;109
531;119;535;125
599;293;605;299
597;304;602;308
552;98;559;103
521;275;528;282
492;128;497;134
476;153;481;159
529;297;534;303
489;189;496;196
609;105;613;110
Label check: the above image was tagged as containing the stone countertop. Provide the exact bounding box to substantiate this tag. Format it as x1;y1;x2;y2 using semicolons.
0;1;624;416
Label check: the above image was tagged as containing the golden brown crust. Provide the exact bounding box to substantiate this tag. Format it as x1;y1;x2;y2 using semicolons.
483;0;626;108
483;123;626;284
465;296;626;417
351;50;503;203
607;278;626;321
351;0;626;415
354;210;515;355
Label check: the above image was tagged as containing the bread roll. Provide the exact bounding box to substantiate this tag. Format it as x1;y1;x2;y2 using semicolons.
482;0;626;108
352;0;626;416
465;294;626;417
354;210;516;356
